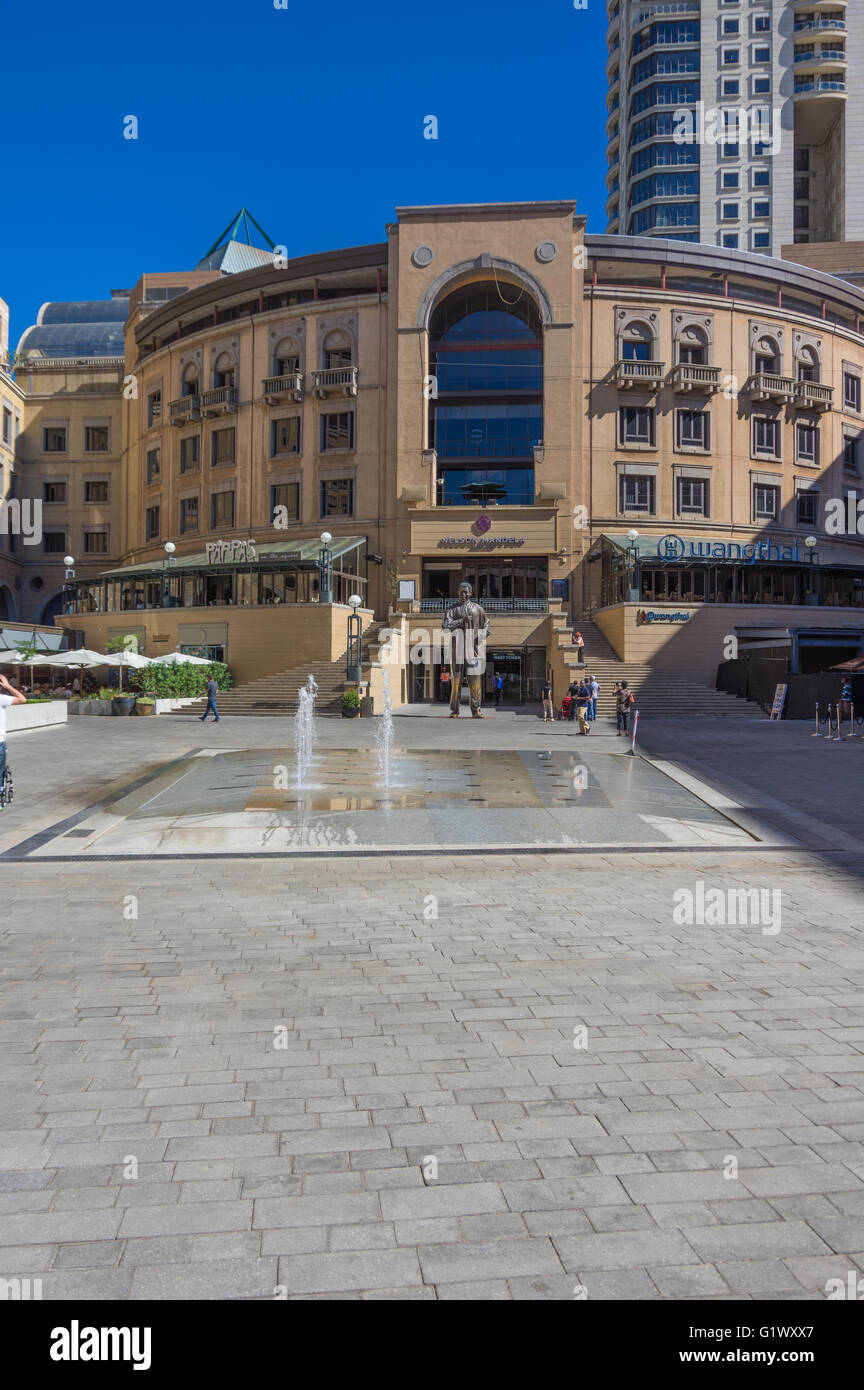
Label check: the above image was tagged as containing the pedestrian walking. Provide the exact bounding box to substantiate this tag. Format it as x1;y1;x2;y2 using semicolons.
200;675;221;722
439;667;451;703
0;672;27;788
574;679;591;735
541;678;554;723
839;677;853;722
616;679;634;736
588;674;599;723
494;671;504;706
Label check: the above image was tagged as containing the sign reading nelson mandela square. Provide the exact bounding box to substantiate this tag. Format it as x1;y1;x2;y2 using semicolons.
657;535;802;566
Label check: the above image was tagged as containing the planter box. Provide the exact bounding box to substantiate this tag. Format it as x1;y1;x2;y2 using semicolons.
67;699;114;716
6;700;69;733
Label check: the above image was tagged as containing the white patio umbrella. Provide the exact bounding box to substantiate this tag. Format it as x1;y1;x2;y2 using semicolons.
103;647;151;692
42;648;108;668
151;650;212;666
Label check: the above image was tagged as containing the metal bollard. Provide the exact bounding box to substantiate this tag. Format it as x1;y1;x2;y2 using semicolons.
628;708;639;757
847;702;857;739
812;701;822;737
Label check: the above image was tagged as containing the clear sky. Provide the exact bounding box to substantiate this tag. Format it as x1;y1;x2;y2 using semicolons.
0;0;610;342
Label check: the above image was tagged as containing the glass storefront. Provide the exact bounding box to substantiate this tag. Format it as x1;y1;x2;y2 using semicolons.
422;558;548;602
414;645;546;705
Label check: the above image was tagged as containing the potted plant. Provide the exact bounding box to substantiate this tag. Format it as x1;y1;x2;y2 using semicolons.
135;695;156;717
340;688;361;718
104;685;135;715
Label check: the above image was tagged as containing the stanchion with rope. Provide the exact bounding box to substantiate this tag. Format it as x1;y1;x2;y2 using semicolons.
812;702;822;737
628;708;639;757
830;703;843;742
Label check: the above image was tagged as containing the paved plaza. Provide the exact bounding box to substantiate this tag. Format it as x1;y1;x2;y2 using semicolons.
0;712;863;1300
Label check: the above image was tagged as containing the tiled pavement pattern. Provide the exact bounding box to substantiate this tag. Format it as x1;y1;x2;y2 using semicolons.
2;845;864;1300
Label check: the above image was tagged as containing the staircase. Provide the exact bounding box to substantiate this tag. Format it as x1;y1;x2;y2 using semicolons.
553;616;764;719
173;622;389;718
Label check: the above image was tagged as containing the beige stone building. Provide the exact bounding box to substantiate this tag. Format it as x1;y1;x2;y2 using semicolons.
3;200;864;696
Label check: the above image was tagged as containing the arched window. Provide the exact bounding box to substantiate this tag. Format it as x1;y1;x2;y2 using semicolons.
213;352;235;389
676;325;708;366
621;321;654;363
274;335;301;377
322;329;353;370
753;335;781;375
428;281;543;508
182;362;199;397
797;345;820;383
0;584;14;620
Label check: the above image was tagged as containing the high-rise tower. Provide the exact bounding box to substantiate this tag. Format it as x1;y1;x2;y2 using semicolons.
606;1;858;254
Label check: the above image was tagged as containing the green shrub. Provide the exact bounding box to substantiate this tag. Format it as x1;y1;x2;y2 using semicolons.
99;686;121;700
130;660;234;700
340;687;361;709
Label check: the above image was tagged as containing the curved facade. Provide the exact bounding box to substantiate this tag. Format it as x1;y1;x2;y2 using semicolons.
3;199;864;687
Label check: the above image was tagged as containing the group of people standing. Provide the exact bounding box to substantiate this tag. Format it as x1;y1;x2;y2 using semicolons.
540;674;635;737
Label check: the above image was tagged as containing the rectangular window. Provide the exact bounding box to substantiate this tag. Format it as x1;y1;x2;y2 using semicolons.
754;15;770;32
43;426;66;452
722;202;739;220
180;435;200;472
1;407;10;444
320;477;354;517
752;417;780;459
210;491;235;529
844;372;862;413
722;143;739;159
84;480;109;503
795;148;810;173
147;391;161;427
677;477;709;516
723;79;740;96
618;474;656;514
179;497;199;534
753;77;770;95
145;505;160;541
753;484;779;520
84;425;109;452
723;172;740;189
271;417;300;455
843;431;862;475
270;482;300;522
753;200;771;218
42;530;67;553
753;232;771;250
722;234;739;249
796;420;819;465
676;409;710;451
796;489;819;526
211;427;235;466
754;46;770;63
83;530;109;554
43;480;66;504
723;18;739;34
723;48;740;65
754;170;771;188
146;448;161;483
618;405;655;447
320;412;354;451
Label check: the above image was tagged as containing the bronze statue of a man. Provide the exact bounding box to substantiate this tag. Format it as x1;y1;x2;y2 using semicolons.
442;581;490;719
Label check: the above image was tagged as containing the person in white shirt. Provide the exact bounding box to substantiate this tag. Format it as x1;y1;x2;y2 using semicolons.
0;673;27;788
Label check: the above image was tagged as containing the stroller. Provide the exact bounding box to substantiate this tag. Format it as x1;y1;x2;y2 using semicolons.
559;695;572;721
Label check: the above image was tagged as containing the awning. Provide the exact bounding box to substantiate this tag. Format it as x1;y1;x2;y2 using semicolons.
84;536;367;580
600;533;864;568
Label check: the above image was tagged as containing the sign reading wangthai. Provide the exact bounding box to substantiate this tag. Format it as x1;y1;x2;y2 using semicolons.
637;610;691;625
657;535;802;565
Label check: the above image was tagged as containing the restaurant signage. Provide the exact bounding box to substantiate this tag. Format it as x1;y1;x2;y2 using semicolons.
637;610;691;625
657;535;802;565
206;539;257;564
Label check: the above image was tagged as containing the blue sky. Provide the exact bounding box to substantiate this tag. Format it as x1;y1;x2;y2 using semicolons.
0;0;610;340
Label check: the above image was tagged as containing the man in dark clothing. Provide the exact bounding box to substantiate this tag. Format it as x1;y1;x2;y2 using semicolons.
200;676;220;722
574;680;591;735
567;680;580;721
616;679;634;736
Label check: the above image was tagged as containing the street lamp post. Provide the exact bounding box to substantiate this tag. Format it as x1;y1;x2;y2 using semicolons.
162;541;176;607
319;531;333;604
626;529;640;602
63;555;76;614
346;594;363;682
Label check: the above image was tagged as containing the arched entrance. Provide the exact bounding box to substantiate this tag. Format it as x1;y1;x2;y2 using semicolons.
0;585;15;620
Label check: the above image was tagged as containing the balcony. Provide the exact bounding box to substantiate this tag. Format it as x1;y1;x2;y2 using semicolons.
418;597;548;615
312;365;358;398
794;380;834;411
262;372;304;404
615;359;665;390
794;19;846;36
169;394;201;426
794;78;847;96
748;372;795;403
794;49;846;69
201;386;239;417
671;363;721;394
